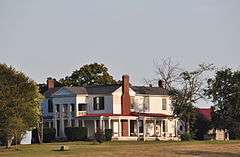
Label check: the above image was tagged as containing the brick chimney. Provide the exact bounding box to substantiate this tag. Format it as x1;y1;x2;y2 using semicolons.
121;75;131;116
47;77;55;89
158;80;165;88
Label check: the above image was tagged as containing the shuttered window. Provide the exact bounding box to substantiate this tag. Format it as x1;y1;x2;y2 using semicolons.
93;97;104;110
162;98;167;110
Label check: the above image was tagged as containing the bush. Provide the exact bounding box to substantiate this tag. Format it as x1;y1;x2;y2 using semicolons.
105;129;113;141
0;135;6;146
43;128;56;143
180;132;192;141
65;127;88;141
95;129;105;143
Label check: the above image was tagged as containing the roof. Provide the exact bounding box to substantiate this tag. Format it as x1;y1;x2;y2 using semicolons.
44;84;169;97
131;112;172;117
131;86;169;95
44;87;61;97
198;108;213;121
77;112;172;118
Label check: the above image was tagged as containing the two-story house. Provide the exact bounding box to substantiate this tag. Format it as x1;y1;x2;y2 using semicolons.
42;75;182;141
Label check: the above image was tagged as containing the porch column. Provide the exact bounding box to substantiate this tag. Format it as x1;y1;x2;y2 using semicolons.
54;119;57;137
75;119;79;127
108;119;111;129
128;119;130;136
154;119;156;137
136;119;139;138
118;118;121;137
82;119;85;127
160;120;162;136
143;117;146;141
94;120;97;133
100;116;103;130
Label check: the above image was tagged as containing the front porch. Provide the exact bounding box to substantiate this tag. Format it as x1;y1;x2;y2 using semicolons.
78;115;180;141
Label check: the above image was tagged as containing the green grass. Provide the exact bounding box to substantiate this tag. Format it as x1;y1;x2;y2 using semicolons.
1;140;240;157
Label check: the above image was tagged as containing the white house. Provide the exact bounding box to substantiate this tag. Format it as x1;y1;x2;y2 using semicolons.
42;75;183;141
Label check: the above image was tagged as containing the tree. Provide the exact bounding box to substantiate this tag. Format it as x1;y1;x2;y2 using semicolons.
153;57;181;89
59;63;116;86
192;112;213;140
206;69;240;139
171;64;214;133
0;64;42;148
151;58;214;133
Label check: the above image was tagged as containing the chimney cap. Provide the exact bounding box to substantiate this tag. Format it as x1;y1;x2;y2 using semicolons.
158;80;164;88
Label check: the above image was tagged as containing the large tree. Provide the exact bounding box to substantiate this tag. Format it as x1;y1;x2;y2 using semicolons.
151;58;214;133
59;63;116;86
0;64;42;148
206;68;240;139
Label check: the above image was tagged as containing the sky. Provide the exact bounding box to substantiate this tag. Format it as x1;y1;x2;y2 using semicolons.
1;0;240;106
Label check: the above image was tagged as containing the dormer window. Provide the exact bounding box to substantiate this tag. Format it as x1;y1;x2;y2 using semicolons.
162;98;167;110
93;97;104;110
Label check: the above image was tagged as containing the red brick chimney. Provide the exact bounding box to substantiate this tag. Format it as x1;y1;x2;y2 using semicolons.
47;77;55;89
121;74;131;116
158;80;165;88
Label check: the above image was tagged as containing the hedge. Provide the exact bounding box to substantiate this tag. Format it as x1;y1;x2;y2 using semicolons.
65;127;88;141
43;128;56;143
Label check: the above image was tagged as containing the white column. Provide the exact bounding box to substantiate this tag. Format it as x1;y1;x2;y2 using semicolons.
103;120;105;131
143;117;146;141
154;119;156;137
137;119;139;138
94;120;97;133
75;119;79;127
118;118;121;137
108;119;111;129
128;119;130;137
82;120;85;127
54;119;57;137
100;116;103;130
160;120;162;136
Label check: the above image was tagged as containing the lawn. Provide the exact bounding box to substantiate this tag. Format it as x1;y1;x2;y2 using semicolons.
1;140;240;157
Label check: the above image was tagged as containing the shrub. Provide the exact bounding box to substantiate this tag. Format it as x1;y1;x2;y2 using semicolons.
65;127;88;141
43;128;56;143
105;129;113;141
0;135;6;146
180;132;192;141
95;129;105;143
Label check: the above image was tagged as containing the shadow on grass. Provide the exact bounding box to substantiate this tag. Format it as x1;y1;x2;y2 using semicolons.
175;150;240;157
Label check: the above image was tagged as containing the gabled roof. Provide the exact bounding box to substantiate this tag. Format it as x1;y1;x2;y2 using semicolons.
131;86;168;95
44;84;121;97
44;84;169;98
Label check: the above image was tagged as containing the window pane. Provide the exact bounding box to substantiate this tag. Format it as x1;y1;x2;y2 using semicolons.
162;98;167;110
56;104;60;112
71;104;75;112
48;99;53;112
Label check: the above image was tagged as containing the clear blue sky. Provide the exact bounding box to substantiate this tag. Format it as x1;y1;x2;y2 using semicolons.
1;0;240;86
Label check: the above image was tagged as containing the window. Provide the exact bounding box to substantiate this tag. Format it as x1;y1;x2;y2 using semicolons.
162;120;168;132
56;104;60;112
78;103;87;111
162;98;167;110
130;96;135;109
71;104;75;112
48;99;53;113
64;119;68;127
93;97;104;110
63;104;68;112
71;119;75;127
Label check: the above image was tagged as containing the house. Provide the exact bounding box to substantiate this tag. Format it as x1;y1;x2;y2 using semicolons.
198;108;229;140
42;75;183;141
